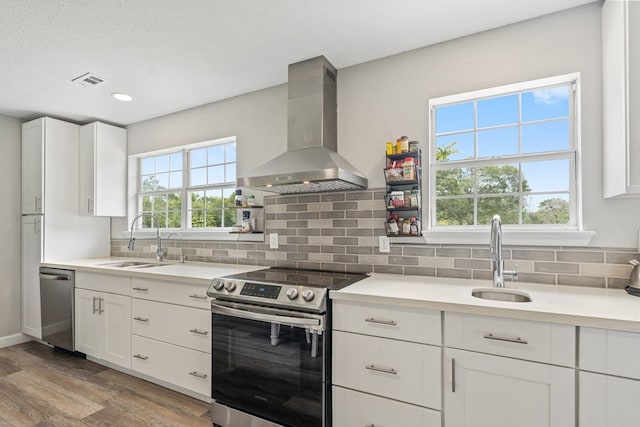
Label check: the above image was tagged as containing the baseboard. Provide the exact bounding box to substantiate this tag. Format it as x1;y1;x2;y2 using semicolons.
0;333;32;349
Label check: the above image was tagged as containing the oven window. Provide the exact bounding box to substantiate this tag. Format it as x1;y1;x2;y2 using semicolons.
212;313;324;427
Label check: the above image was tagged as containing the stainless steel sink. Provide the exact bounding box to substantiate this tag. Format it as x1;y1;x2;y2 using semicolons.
100;261;168;269
472;288;532;303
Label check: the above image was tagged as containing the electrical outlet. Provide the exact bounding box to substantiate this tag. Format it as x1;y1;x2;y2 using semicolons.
379;236;390;253
269;233;279;249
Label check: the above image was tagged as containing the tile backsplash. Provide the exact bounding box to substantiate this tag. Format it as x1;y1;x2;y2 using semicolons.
112;189;638;289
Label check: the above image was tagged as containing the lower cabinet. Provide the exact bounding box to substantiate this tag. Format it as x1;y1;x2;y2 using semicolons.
75;288;131;369
131;334;210;396
443;349;575;427
333;386;441;427
580;371;640;427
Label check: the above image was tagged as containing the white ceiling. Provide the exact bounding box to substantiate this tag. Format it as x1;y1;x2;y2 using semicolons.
1;0;597;126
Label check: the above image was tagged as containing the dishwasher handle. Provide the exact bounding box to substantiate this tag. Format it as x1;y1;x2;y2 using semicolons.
39;273;72;281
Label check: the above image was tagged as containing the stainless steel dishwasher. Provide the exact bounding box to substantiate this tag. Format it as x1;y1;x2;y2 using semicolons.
40;267;75;351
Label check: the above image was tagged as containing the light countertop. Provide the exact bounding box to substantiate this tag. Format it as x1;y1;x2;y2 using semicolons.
331;273;640;333
41;257;267;286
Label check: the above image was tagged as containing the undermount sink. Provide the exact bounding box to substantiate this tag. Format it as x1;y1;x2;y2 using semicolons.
472;288;532;303
100;261;168;269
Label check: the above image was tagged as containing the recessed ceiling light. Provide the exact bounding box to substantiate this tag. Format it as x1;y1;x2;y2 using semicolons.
111;92;133;102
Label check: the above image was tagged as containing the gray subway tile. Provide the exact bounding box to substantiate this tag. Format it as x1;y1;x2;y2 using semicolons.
297;261;322;270
265;213;277;220
388;256;419;266
333;255;359;264
220;243;239;250
534;262;579;274
286;220;308;228
321;194;345;202
516;272;557;285
238;243;257;250
437;268;472;279
606;251;640;265
403;247;435;257
320;262;347;272
374;265;403;274
558;275;606;288
608;277;630;289
436;248;471;258
333;219;359;228
298;195;320;203
454;258;491;270
346;210;373;219
287;252;309;261
346;246;373;255
276;212;298;220
346;263;374;273
321;245;346;254
297;211;320;220
333;201;358;211
286;237;309;245
320;211;345;219
238;258;258;266
334;237;359;246
277;196;298;205
347;228;373;236
472;270;493;281
298;245;321;253
557;251;604;263
286;204;308;212
321;228;346;236
298;228;321;236
276;260;298;269
403;266;436;277
512;249;555;261
349;191;373;200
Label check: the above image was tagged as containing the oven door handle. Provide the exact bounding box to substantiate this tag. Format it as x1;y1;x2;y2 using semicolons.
211;303;321;328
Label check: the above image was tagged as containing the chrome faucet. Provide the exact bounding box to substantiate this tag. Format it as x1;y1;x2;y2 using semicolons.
166;232;187;263
128;213;167;262
490;215;518;288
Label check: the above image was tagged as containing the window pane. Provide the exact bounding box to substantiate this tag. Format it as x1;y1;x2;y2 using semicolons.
226;163;236;183
167;193;182;228
206;189;223;209
141;195;152;212
191;167;206;186
436;102;474;133
223;187;235;208
153;194;167;211
208;145;224;165
170;152;182;171
190;210;204;228
207;165;224;184
477;94;518;128
141;174;160;191
191;148;207;168
523;194;570;224
169;171;182;188
478;127;518;158
155;212;167;228
207;210;221;227
190;191;205;209
227;143;236;162
478;164;520;194
522;159;569;192
156;155;169;173
141;157;155;175
435;132;474;162
522;86;569;122
522;120;569;153
436;168;474;196
155;172;169;189
477;196;520;225
436;198;474;225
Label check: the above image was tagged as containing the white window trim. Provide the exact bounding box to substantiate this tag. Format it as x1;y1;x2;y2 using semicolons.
423;72;594;247
122;136;261;241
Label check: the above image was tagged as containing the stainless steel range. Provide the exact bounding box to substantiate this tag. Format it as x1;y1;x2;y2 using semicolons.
207;267;367;427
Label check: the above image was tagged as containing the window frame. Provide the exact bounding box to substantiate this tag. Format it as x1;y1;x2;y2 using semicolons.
129;136;237;234
424;73;594;246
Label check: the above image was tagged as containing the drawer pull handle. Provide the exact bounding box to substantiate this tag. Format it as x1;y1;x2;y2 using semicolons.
483;333;528;345
189;294;208;300
189;371;208;379
365;364;397;375
133;316;149;322
452;357;456;393
133;354;149;360
189;329;208;335
365;317;397;326
132;287;149;292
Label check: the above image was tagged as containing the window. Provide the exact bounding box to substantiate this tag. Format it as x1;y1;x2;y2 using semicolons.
135;138;236;230
429;74;581;231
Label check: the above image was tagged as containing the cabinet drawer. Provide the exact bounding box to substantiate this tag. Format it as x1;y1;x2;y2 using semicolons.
131;277;209;309
580;327;640;379
132;299;210;353
445;312;575;366
332;330;440;409
333;386;441;427
332;300;441;345
131;335;210;396
76;271;130;295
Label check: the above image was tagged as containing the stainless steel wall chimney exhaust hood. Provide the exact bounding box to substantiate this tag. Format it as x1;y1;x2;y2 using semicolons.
237;56;368;194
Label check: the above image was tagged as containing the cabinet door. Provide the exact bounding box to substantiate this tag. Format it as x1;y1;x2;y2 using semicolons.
21;216;42;338
101;293;131;369
74;288;100;357
21;119;44;214
580;371;640;427
444;348;574;427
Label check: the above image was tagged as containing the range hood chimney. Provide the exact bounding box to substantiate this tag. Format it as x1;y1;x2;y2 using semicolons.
237;56;368;194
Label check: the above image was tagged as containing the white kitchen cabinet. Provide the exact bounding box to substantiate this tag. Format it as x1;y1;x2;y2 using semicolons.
78;122;127;216
603;0;640;197
21;215;42;338
443;313;575;427
578;327;640;426
332;300;442;426
444;348;575;427
21;120;44;214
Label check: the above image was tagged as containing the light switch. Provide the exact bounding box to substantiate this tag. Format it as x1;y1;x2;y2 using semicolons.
269;233;279;249
379;236;390;253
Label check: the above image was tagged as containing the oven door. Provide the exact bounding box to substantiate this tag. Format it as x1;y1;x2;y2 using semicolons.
211;300;327;427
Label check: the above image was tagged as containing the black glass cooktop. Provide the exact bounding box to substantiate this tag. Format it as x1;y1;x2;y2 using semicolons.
222;267;368;291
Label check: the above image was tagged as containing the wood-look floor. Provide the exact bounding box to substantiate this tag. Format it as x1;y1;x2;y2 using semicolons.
0;341;211;426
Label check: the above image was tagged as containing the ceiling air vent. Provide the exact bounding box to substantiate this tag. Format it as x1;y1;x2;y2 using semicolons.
71;72;107;87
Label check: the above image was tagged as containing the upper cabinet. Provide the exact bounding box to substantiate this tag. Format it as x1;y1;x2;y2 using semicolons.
78;122;127;216
21;120;45;214
603;0;640;197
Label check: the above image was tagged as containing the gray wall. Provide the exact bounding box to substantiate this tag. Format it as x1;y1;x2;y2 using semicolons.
0;114;23;337
123;3;640;248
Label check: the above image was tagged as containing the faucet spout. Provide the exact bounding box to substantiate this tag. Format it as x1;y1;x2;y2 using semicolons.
490;215;518;288
128;213;167;262
166;232;187;263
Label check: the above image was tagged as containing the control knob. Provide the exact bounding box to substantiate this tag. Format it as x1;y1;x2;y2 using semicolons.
285;288;299;300
224;281;237;292
212;279;224;291
301;289;315;302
